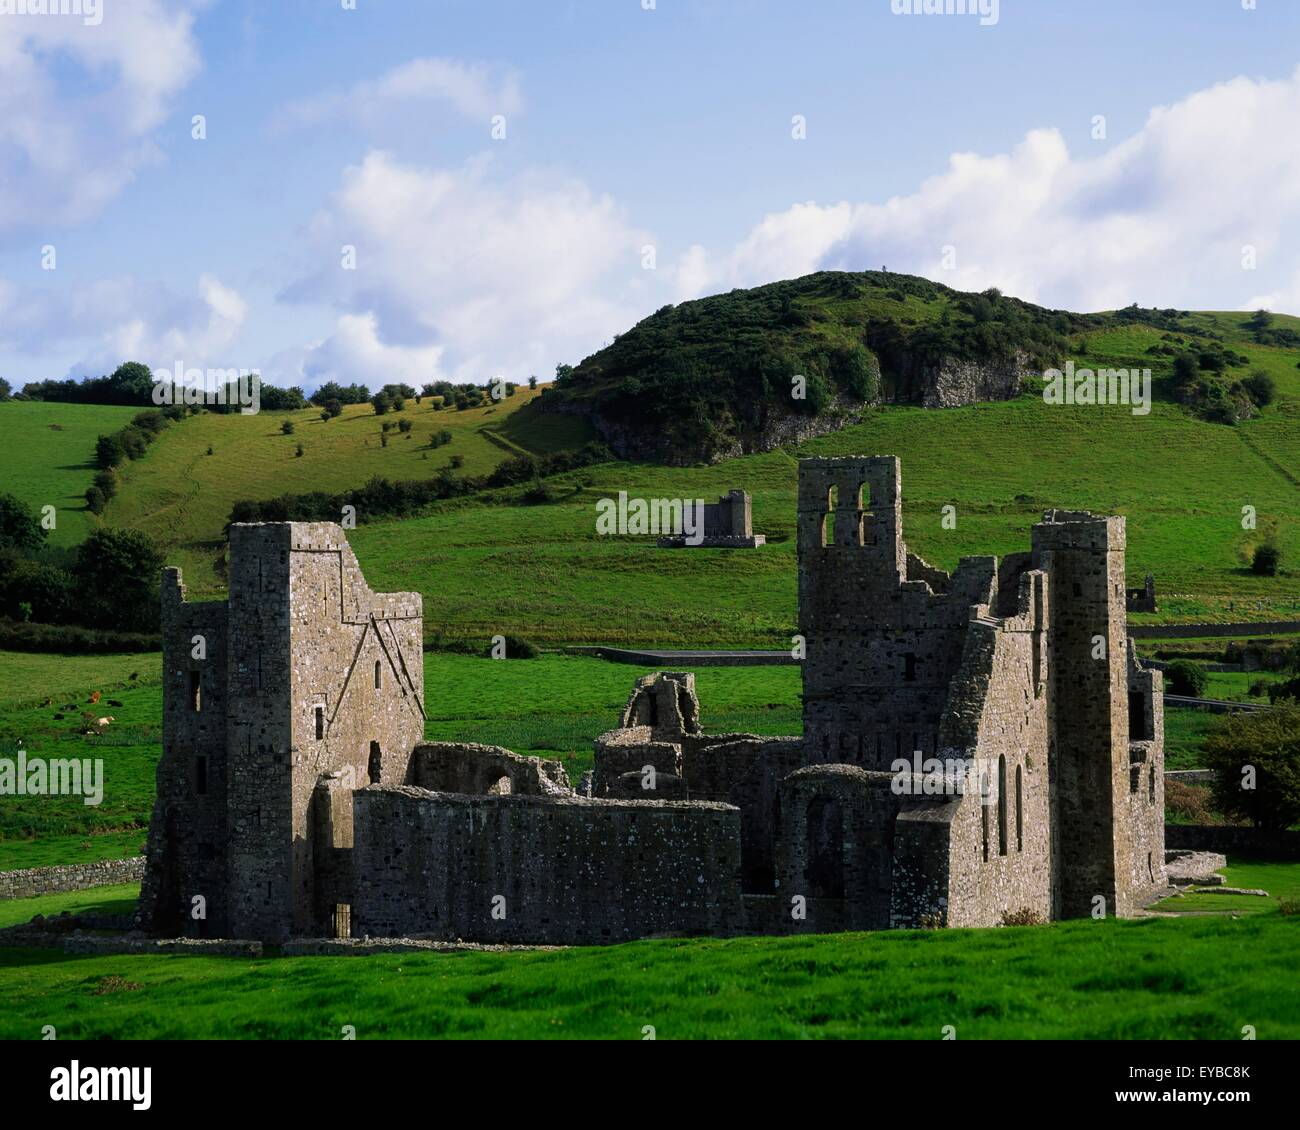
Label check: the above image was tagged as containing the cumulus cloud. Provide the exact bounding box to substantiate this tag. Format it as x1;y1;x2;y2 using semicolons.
0;0;205;238
265;312;445;390
0;273;249;377
687;67;1300;314
272;57;522;134
279;151;651;384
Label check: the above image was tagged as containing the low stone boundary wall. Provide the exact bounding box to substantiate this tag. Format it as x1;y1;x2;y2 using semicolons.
0;856;144;901
1165;824;1300;861
282;937;562;956
1130;620;1300;640
61;935;263;957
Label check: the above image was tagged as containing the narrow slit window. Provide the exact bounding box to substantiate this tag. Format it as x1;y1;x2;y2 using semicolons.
190;670;201;713
374;660;382;690
1015;765;1023;852
315;705;325;741
997;755;1008;857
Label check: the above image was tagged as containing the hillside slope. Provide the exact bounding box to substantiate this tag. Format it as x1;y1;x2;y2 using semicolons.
540;271;1300;464
0;401;138;546
100;387;561;594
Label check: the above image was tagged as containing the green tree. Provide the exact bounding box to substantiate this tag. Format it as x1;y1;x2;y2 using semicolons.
95;433;126;469
1204;704;1300;831
0;493;47;552
1164;660;1208;697
72;528;164;630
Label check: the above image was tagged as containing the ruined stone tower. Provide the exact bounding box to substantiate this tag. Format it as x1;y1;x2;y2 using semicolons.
138;523;424;940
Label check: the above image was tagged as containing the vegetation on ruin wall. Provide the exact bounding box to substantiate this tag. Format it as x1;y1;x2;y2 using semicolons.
0;912;1295;1039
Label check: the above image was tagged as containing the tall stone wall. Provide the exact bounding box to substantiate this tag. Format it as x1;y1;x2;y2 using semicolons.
1032;511;1133;918
350;786;743;944
797;456;996;771
937;604;1053;927
137;566;231;935
286;524;424;936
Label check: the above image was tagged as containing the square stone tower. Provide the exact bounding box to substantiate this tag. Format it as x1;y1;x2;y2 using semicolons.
138;523;424;940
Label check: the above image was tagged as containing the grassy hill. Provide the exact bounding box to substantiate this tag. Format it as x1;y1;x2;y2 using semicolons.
543;271;1300;463
344;394;1300;646
0;401;139;545
3;274;1298;633
98;385;574;594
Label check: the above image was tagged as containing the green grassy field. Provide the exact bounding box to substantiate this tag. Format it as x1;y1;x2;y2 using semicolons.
0;401;138;546
0;912;1294;1039
0;882;138;930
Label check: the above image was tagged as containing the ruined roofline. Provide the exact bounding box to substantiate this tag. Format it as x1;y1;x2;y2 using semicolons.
356;782;739;813
1038;508;1121;526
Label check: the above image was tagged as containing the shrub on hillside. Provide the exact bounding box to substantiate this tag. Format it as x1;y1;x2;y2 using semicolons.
1252;543;1280;576
488;634;539;659
84;485;106;514
281;420;295;435
1242;369;1276;407
1203;704;1300;832
1164;659;1208;697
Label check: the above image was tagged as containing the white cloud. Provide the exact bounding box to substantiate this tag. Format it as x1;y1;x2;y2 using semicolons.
690;66;1300;315
0;273;249;377
279;151;651;384
0;0;205;237
272;57;522;134
266;312;444;390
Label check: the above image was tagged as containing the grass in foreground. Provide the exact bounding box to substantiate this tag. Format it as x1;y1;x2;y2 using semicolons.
0;913;1294;1039
0;883;139;930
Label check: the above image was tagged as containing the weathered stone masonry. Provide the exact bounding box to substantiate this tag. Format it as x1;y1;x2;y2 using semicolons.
138;456;1164;944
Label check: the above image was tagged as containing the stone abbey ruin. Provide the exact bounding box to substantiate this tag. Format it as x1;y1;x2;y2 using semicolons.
656;488;766;548
138;455;1166;943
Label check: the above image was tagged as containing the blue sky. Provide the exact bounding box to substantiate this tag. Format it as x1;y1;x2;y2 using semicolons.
3;0;1300;390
